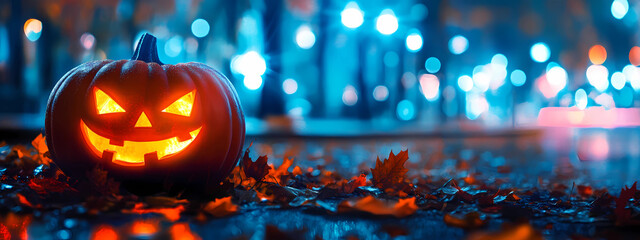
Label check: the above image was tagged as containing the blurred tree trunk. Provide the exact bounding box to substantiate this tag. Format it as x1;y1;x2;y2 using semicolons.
258;0;285;117
6;0;24;113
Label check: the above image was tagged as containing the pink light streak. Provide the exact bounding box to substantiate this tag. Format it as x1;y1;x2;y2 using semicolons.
538;107;640;128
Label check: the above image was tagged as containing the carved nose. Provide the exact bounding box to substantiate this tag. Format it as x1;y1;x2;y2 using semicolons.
135;112;152;128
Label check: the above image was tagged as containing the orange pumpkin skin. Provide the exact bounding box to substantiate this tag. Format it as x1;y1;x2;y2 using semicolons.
45;34;245;193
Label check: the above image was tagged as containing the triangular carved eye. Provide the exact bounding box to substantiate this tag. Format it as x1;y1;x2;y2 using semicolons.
95;88;125;114
162;90;195;117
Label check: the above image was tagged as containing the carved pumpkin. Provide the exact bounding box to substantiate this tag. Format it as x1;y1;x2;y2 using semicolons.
45;33;245;193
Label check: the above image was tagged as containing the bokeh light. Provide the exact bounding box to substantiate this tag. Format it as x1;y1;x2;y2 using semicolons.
191;18;210;38
458;75;473;92
466;94;488;120
80;33;95;50
530;42;550;62
231;51;267;76
472;72;490;92
396;100;416;121
405;30;423;52
448;35;468;55
341;2;364;29
586;65;609;92
588;45;607;65
91;225;118;240
623;65;640;91
383;52;399;67
184;37;198;54
295;25;316;49
373;85;389;101
629;46;640;66
491;54;508;67
244;75;263;90
575;89;588;110
611;72;626;90
342;85;358;106
424;57;441;73
164;35;183;57
282;78;298;94
546;66;567;90
287;98;312;117
510;69;526;87
376;9;398;35
23;19;42;42
611;0;629;19
419;74;440;101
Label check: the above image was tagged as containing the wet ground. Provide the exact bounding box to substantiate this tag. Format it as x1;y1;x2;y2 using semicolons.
3;126;640;239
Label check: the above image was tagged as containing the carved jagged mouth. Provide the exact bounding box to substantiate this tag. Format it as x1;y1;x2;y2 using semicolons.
80;120;202;166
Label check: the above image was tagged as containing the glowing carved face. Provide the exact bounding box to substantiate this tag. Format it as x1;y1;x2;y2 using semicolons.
81;88;201;166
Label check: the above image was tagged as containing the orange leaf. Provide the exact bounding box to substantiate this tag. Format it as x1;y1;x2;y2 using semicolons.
31;134;48;155
338;196;417;218
343;174;368;194
443;212;487;229
203;197;238;218
467;223;543;240
170;223;202;240
371;150;409;189
15;194;34;208
123;203;185;222
241;148;270;181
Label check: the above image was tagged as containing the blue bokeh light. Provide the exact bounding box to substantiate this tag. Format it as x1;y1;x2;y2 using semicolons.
397;100;416;121
191;18;210;38
425;57;441;73
510;69;526;87
611;0;629;19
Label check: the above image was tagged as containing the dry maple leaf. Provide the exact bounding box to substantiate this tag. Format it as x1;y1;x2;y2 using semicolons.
27;178;76;195
371;150;409;189
241;148;270;182
86;167;121;196
203;196;238;217
339;174;368;194
615;182;637;225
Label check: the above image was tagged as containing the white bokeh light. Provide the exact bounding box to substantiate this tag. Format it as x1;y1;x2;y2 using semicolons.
530;42;550;63
341;2;364;29
282;78;298;94
586;65;609;92
342;85;358;106
231;51;267;76
448;35;469;55
405;30;423;52
376;9;398;35
295;25;316;49
575;89;588;110
458;75;473;92
611;72;626;90
373;85;389;101
611;0;629;19
243;75;263;90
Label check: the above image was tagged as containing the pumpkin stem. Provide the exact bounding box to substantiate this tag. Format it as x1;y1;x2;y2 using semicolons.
131;33;163;64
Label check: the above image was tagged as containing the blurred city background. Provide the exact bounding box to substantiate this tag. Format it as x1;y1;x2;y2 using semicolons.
1;0;640;135
2;1;640;238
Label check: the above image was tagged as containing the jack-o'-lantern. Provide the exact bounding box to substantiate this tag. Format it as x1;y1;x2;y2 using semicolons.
45;33;245;194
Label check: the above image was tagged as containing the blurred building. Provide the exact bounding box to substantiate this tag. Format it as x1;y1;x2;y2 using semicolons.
0;0;639;132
